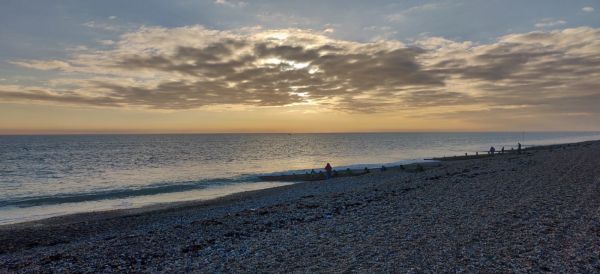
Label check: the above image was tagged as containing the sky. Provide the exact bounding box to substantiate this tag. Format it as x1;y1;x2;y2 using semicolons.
0;0;599;134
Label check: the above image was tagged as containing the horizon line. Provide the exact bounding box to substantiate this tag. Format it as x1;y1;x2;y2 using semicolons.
1;130;599;136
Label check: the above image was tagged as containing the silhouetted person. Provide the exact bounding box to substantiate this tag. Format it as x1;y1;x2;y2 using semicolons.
518;142;522;154
381;165;387;171
490;146;496;156
364;167;370;173
501;146;505;154
325;163;333;179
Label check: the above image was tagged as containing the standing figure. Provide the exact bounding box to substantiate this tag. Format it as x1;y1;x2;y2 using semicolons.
501;146;505;154
518;142;522;154
490;146;496;156
325;163;333;179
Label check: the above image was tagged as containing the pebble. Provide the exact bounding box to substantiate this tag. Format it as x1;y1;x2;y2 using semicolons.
1;141;600;272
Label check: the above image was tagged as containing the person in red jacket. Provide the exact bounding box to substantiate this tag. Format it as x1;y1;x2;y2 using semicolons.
325;163;333;179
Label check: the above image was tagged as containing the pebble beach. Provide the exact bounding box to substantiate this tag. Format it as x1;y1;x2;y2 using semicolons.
1;140;599;272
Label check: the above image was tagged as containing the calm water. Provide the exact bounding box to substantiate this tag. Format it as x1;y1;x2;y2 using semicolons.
1;132;599;224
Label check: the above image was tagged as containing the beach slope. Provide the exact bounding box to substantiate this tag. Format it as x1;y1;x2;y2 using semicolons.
1;141;599;272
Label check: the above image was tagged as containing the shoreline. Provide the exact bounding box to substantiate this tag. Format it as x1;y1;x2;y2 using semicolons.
3;132;600;227
2;139;600;272
0;140;585;229
0;160;440;227
0;161;443;229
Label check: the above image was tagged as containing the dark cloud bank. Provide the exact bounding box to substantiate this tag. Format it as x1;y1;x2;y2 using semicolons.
3;27;600;125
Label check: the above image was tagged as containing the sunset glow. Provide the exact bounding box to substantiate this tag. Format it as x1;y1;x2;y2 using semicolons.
1;1;599;133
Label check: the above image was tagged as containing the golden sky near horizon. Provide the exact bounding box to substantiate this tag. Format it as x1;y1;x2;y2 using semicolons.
1;1;599;133
0;102;476;134
1;99;595;134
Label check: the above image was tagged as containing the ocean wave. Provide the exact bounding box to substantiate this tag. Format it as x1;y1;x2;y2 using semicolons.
0;159;431;208
0;176;257;208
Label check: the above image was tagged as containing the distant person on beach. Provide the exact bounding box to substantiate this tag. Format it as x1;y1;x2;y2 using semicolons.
490;146;496;156
501;146;505;154
518;142;522;154
325;163;333;179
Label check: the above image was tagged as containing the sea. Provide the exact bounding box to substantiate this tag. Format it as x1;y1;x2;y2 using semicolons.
1;132;599;225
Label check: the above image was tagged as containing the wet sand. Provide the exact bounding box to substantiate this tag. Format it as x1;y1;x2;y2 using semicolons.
1;140;599;272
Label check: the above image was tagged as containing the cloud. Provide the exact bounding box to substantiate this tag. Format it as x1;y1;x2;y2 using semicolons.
535;19;567;28
8;26;440;110
97;39;115;45
387;3;441;22
363;26;398;41
214;0;247;8
582;6;594;12
67;45;89;51
5;26;600;126
82;19;138;32
414;27;600;125
256;12;313;26
9;60;72;71
83;21;120;31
